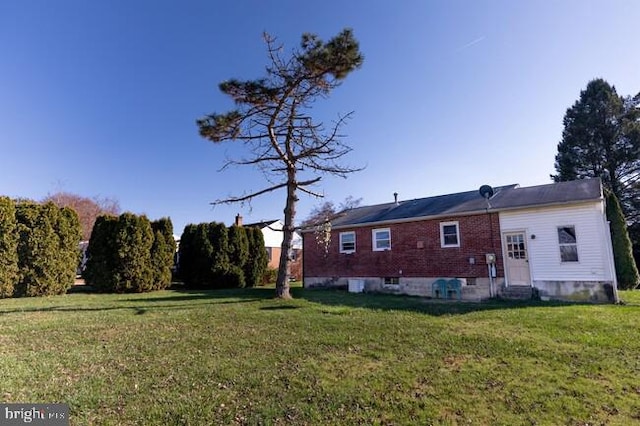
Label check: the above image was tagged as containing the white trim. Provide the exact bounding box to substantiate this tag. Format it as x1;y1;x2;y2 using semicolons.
440;221;460;248
501;229;532;287
339;231;356;254
372;228;391;251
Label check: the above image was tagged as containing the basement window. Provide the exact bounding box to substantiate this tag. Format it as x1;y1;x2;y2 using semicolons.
558;226;579;262
383;277;400;286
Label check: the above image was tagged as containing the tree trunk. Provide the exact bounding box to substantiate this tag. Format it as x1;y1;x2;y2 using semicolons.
275;178;297;299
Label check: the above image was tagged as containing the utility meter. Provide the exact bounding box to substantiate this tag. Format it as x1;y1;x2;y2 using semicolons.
485;253;496;264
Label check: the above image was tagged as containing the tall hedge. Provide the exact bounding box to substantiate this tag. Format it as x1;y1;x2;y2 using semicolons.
228;225;249;288
244;226;268;288
209;222;232;287
83;215;118;289
0;197;18;298
14;202;81;297
84;213;156;293
150;217;176;290
606;191;640;289
178;222;227;289
176;224;196;284
178;221;268;289
179;223;213;288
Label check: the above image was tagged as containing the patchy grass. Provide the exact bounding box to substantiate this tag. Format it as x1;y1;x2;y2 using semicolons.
1;287;639;425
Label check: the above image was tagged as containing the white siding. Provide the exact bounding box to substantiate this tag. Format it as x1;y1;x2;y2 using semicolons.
260;220;302;250
499;202;613;282
261;221;283;248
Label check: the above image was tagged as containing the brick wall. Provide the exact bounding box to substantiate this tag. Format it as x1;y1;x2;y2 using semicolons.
303;213;503;280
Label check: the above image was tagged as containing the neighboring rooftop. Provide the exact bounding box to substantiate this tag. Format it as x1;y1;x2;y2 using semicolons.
328;178;603;228
244;219;280;229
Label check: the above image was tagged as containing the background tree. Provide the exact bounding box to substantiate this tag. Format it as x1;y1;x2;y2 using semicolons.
552;78;640;274
42;192;120;240
552;79;640;217
300;196;362;228
197;29;364;299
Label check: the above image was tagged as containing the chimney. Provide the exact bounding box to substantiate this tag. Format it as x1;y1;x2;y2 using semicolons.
235;214;243;227
393;192;399;205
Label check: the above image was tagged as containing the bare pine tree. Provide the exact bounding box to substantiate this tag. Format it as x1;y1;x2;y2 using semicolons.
197;29;364;298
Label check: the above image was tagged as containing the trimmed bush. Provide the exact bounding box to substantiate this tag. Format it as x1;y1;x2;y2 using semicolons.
180;223;215;288
84;213;155;292
151;217;176;290
245;226;268;288
178;221;268;289
606;192;640;289
262;267;278;286
83;215;118;288
208;222;230;288
0;197;18;298
228;225;249;287
176;224;195;284
14;202;81;297
224;264;246;289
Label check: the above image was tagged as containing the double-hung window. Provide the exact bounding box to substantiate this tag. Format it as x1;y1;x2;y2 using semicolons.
339;231;356;253
558;226;578;262
440;221;460;247
372;228;391;251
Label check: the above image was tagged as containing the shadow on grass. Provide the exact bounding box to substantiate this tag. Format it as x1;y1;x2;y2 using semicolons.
0;284;603;317
0;299;262;316
259;305;300;311
292;287;589;316
164;285;589;316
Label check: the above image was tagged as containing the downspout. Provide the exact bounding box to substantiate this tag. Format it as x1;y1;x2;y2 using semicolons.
486;206;496;298
301;231;306;289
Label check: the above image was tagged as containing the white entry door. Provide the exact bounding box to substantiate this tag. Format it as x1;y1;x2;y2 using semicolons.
504;232;531;286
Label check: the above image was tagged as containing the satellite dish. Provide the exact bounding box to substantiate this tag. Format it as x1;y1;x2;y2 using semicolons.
479;185;494;199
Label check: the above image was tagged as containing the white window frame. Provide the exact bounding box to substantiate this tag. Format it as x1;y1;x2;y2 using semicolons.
440;221;460;248
339;231;356;253
372;228;391;251
557;225;579;262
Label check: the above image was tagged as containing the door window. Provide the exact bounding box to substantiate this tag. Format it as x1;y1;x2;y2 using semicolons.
506;234;526;259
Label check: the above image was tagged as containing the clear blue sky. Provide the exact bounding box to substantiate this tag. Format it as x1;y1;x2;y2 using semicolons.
1;1;638;234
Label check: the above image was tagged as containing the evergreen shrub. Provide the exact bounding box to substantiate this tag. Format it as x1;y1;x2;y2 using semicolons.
0;197;18;297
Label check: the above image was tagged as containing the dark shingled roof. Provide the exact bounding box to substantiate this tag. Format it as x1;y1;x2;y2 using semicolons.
489;178;603;210
244;219;279;229
329;178;602;228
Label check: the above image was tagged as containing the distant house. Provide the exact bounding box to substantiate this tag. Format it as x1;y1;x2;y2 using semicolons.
302;179;618;303
237;216;303;278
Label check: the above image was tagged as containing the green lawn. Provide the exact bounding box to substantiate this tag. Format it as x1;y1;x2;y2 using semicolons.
1;286;639;425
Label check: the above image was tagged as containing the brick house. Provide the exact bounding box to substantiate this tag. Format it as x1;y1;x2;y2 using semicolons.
302;179;618;302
